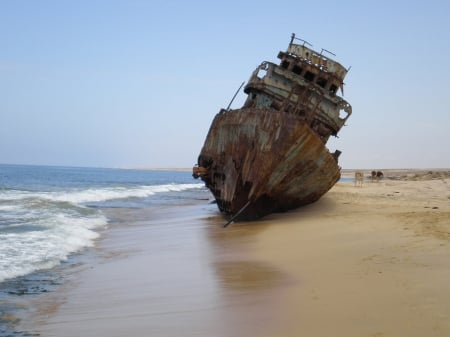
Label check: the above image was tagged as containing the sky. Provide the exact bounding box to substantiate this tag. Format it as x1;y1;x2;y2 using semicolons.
1;0;449;169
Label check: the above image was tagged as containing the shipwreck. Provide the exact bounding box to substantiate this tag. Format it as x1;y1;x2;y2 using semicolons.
193;33;352;223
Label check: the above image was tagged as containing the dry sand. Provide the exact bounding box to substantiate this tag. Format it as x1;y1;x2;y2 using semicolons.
24;170;450;337
253;170;450;336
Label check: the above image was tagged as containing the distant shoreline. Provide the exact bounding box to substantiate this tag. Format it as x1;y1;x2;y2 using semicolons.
126;167;193;172
130;167;450;172
128;167;450;180
341;168;450;180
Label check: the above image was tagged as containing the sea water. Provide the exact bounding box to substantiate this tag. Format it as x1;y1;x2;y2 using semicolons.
0;164;205;336
0;164;351;336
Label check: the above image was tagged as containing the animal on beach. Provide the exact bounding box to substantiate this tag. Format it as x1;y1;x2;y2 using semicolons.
371;170;384;182
354;171;364;187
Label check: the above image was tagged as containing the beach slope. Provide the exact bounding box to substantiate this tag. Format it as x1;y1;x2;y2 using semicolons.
26;170;450;337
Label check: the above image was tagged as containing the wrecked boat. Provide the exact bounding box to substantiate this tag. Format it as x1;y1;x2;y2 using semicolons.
193;33;352;222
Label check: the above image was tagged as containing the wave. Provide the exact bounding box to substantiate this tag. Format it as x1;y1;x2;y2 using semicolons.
54;183;204;204
0;182;204;282
0;183;204;204
0;211;107;283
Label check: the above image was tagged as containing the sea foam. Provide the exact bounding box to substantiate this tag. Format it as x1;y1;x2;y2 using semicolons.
0;182;203;282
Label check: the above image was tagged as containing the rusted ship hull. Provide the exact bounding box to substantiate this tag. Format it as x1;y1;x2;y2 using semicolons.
193;34;351;222
195;107;340;221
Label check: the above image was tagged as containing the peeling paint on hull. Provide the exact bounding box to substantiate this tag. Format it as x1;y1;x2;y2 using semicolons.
196;108;340;220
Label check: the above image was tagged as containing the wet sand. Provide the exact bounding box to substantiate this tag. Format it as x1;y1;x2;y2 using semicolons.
24;170;450;337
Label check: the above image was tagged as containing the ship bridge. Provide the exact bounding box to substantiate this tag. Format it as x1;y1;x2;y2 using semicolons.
277;33;349;96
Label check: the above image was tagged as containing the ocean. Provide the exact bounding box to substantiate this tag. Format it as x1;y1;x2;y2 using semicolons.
0;164;206;336
1;164;353;336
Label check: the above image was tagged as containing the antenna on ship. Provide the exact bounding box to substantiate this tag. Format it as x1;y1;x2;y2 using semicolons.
226;81;245;110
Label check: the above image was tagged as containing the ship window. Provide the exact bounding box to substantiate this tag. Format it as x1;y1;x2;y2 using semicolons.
292;65;303;75
304;71;315;82
317;77;327;88
281;60;290;69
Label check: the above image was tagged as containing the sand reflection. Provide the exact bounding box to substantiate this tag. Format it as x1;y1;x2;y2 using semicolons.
204;219;290;336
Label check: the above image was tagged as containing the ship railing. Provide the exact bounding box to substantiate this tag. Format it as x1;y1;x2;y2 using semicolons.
288;45;348;80
288;34;349;80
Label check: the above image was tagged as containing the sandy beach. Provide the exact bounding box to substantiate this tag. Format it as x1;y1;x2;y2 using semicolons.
23;170;450;337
